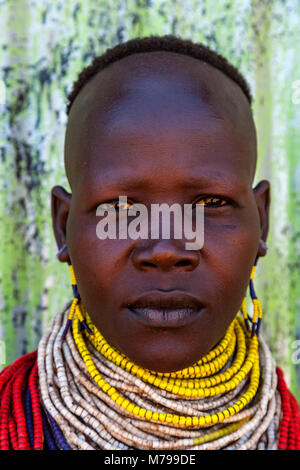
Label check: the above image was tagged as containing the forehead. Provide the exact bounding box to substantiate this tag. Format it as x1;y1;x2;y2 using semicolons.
65;51;256;190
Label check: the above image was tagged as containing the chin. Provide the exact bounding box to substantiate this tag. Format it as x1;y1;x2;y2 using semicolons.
119;339;208;373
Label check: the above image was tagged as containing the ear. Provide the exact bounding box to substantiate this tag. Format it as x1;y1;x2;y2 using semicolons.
253;179;271;258
51;185;72;263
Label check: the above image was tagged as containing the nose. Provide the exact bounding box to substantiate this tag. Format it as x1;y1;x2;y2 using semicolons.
131;239;200;272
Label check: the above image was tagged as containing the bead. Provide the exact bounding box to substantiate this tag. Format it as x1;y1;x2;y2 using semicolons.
3;295;296;450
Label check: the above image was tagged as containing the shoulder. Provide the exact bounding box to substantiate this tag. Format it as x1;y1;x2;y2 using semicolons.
0;350;38;388
276;367;300;450
0;350;39;450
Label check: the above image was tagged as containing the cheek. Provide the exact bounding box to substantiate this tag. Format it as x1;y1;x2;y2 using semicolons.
66;210;127;306
203;210;260;302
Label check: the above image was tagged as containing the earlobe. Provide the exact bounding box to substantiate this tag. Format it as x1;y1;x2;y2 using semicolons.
258;239;268;257
253;179;271;258
51;185;72;263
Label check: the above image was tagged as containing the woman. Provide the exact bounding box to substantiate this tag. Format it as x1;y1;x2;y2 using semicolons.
1;34;299;450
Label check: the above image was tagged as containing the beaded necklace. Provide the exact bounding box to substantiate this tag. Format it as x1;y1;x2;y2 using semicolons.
1;301;300;450
37;301;281;450
37;256;282;448
2;254;300;450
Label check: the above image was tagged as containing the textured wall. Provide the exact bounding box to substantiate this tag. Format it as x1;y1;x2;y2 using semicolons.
0;0;300;400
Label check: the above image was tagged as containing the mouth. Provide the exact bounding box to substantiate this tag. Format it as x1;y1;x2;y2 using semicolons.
123;291;205;328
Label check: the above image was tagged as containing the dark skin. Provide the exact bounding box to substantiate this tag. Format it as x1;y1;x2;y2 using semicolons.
52;51;270;372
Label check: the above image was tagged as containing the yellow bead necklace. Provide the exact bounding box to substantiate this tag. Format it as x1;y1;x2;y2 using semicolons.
38;256;280;449
72;304;260;429
38;300;280;449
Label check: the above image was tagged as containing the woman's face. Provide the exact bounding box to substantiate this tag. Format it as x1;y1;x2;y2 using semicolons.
52;52;270;372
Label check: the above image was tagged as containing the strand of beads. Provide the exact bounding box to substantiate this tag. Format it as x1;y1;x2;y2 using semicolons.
0;351;45;450
37;302;281;449
84;314;254;400
40;308;243;449
84;318;280;450
74;310;260;426
277;367;300;450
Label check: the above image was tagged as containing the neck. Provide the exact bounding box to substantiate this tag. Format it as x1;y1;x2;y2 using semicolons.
37;301;281;449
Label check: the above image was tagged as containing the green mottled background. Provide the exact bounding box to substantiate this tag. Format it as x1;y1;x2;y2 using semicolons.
0;0;300;400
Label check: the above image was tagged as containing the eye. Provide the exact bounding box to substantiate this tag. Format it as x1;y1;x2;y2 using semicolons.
195;196;228;208
99;199;134;212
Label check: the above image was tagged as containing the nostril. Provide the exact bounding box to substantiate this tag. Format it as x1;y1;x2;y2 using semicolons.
142;261;156;268
175;260;191;268
141;259;194;270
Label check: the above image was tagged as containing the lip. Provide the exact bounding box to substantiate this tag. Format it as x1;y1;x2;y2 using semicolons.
123;291;205;328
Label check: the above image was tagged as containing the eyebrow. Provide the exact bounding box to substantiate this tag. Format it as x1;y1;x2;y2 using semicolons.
178;175;239;189
93;173;244;193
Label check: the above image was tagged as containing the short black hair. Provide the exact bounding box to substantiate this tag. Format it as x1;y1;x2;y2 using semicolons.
66;34;252;116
